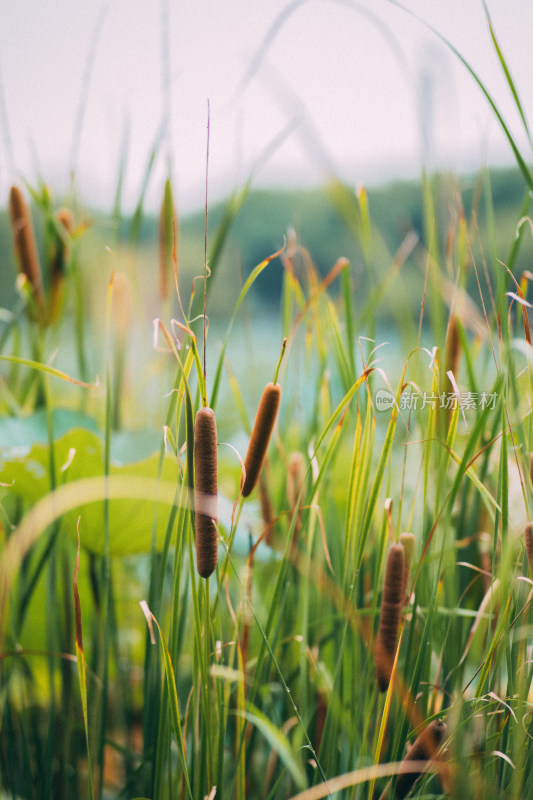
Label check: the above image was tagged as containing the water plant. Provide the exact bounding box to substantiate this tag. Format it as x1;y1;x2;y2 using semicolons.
1;4;533;800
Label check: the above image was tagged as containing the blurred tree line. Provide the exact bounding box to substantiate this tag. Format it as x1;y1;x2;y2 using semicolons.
1;166;530;321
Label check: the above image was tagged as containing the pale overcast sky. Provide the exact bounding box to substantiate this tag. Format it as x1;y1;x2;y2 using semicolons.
0;0;531;213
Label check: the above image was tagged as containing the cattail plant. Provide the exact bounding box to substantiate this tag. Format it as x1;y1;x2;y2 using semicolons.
194;406;218;578
525;522;533;579
378;719;447;800
242;339;286;498
438;310;462;438
193;109;219;579
8;185;44;314
374;543;405;692
444;311;461;381
392;719;447;799
158;177;178;303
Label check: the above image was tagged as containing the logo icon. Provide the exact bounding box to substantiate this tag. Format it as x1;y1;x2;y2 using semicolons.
375;389;394;411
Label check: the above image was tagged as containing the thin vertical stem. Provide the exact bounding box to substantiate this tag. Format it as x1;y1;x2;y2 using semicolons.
203;100;210;400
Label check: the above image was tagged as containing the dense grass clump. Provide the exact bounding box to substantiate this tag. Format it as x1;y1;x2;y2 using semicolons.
1;158;532;799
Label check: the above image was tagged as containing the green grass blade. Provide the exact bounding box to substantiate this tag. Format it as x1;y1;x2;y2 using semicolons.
0;354;97;387
483;1;532;148
240;702;307;791
389;0;533;190
73;528;95;800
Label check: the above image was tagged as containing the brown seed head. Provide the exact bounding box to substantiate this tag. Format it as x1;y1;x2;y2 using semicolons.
242;382;281;497
375;543;405;692
9;185;44;311
525;522;533;579
194;407;218;578
394;719;447;798
444;312;461;381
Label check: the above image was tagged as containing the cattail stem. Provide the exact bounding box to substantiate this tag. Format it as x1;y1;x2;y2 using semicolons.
374;543;405;692
203;101;210;390
203;578;214;779
194;406;218;578
188;333;207;408
273;337;288;385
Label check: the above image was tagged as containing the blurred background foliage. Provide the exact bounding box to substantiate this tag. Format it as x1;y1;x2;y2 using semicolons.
1;166;528;322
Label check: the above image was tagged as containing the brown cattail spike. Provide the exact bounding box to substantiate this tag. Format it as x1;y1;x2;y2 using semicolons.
525;522;533;579
444;311;461;381
9;185;44;312
314;688;328;755
242;382;281;497
375;543;405;692
393;719;447;798
194;407;218;578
